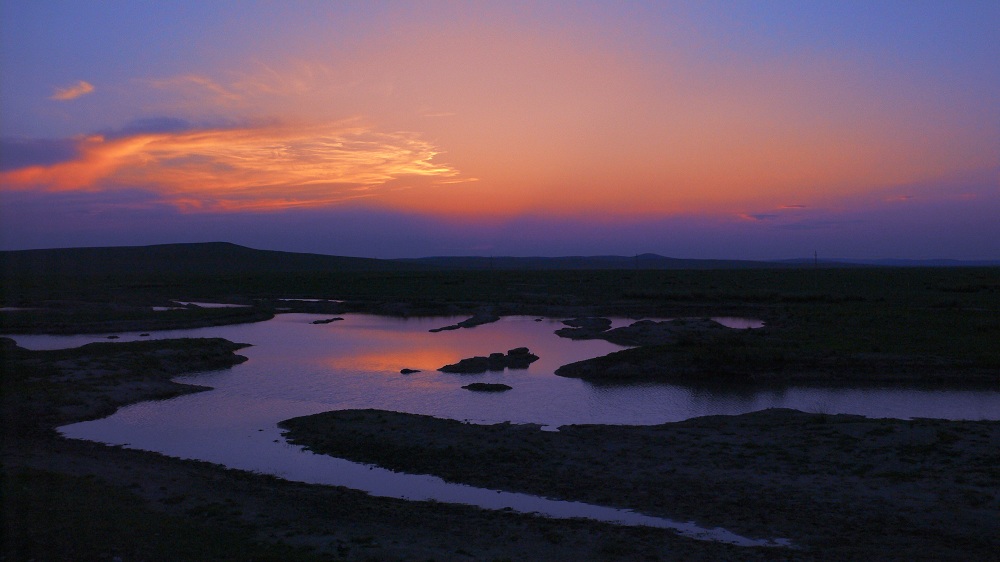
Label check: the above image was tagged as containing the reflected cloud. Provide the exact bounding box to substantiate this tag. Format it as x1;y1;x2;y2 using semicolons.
0;122;461;212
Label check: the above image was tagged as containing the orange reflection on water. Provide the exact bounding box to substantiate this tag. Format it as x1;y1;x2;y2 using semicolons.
321;345;466;373
316;318;553;382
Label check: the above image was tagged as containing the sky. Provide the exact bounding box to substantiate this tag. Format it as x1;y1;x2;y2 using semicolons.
1;1;998;260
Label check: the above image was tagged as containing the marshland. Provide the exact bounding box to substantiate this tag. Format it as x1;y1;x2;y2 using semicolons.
3;244;999;560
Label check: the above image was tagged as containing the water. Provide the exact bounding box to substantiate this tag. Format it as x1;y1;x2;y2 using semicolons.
172;301;251;308
13;314;997;426
9;313;998;546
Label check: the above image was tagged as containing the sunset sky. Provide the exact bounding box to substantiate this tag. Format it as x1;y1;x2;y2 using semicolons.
2;1;998;259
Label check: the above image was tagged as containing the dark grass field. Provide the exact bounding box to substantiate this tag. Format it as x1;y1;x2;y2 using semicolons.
2;247;998;560
5;266;999;369
3;468;327;562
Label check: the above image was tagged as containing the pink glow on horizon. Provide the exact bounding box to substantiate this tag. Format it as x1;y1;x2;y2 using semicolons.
1;2;997;257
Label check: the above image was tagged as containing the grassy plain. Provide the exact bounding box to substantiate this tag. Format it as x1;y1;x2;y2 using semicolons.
2;263;999;560
5;266;999;372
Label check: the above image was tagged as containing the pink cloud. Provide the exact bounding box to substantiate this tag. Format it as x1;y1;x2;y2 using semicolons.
50;80;94;101
0;122;463;212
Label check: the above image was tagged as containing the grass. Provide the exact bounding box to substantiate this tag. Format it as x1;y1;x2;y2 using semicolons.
4;267;999;365
0;303;273;334
1;263;998;559
3;265;998;306
2;468;329;562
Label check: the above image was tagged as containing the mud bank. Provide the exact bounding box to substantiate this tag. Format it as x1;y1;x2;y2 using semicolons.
281;408;1000;560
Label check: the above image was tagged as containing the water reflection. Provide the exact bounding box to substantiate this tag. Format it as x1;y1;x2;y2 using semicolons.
172;301;250;308
59;390;790;547
712;317;765;329
10;314;999;426
9;313;994;545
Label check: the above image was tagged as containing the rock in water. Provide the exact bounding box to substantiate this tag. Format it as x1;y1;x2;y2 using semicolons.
462;383;513;392
439;348;539;374
429;312;501;332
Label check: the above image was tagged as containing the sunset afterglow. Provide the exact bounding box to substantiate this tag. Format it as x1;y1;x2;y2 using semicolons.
2;2;997;258
1;123;461;211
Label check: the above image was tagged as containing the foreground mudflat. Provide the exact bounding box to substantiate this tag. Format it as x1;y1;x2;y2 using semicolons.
2;337;778;561
4;264;999;559
281;408;1000;560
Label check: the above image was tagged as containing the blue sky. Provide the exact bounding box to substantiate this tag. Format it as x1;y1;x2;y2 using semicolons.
2;1;998;259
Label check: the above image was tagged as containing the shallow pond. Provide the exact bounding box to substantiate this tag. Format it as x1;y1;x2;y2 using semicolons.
14;314;997;427
9;313;998;545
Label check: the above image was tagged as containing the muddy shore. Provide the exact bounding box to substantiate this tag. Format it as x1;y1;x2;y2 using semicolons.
281;408;1000;560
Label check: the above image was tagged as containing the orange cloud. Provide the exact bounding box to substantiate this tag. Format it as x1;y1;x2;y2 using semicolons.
0;123;462;212
50;80;94;101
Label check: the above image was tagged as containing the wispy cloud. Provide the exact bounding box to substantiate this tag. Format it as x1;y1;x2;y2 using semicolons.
50;80;94;101
774;218;866;231
0;122;462;212
738;204;806;221
145;74;244;106
739;213;779;221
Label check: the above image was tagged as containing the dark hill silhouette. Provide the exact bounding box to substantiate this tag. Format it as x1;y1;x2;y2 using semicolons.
0;243;803;276
398;254;794;270
2;243;993;277
0;242;415;277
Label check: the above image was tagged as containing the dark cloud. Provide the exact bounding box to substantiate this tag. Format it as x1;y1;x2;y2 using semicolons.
0;138;79;170
0;118;196;170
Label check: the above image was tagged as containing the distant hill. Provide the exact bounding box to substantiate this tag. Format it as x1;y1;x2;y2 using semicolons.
399;253;800;270
0;242;414;276
1;243;995;277
777;258;1000;267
